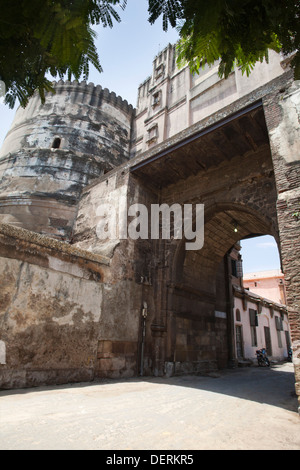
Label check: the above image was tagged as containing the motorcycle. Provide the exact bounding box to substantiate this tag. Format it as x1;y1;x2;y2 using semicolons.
256;348;270;367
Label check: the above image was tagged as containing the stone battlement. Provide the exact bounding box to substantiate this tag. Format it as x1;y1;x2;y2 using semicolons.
50;79;135;115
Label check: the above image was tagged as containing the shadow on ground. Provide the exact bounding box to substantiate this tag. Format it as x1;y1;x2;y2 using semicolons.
1;363;298;414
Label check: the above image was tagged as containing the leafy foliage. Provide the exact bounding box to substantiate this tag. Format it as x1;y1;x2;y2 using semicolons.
1;1;299;109
148;0;300;80
148;0;183;31
0;0;127;108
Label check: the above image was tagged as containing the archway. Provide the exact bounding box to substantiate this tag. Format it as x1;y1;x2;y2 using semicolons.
165;203;278;374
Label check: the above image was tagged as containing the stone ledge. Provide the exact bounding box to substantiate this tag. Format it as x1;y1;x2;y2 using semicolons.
0;222;110;266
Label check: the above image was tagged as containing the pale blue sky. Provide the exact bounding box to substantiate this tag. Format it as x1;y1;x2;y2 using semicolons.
0;0;281;274
240;236;281;274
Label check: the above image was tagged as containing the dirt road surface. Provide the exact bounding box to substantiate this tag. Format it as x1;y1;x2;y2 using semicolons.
0;362;299;450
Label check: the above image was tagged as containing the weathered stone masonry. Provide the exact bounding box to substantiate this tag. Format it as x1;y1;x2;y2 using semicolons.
0;48;299;412
0;222;109;387
263;80;300;401
0;81;135;239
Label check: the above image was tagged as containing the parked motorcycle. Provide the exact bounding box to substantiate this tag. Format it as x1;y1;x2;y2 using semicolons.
256;348;270;367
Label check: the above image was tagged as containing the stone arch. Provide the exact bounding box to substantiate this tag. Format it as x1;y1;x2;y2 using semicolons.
235;308;241;322
259;313;271;328
165;202;280;374
171;201;278;287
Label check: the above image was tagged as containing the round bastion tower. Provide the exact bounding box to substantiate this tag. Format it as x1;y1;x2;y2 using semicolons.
0;80;135;240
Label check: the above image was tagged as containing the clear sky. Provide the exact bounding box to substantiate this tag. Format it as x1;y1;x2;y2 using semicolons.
0;0;281;274
0;0;179;146
240;235;281;274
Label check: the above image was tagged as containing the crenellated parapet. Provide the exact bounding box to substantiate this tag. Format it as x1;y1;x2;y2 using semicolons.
53;79;134;114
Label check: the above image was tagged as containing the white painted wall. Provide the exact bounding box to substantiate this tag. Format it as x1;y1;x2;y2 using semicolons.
234;296;291;362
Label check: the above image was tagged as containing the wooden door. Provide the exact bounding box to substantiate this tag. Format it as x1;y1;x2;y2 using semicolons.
264;326;272;356
236;325;243;359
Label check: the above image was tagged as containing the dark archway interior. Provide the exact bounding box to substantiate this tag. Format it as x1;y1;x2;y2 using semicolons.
166;204;277;372
181;206;276;291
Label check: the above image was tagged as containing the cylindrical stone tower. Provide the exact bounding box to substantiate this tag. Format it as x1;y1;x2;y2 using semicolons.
0;80;135;239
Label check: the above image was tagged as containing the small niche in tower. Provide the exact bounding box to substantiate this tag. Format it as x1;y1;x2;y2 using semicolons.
51;137;61;149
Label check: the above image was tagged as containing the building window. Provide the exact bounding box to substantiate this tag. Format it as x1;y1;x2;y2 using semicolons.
275;315;283;331
250;325;257;347
277;330;283;348
52;137;61;149
236;309;241;322
152;91;161;107
275;316;283;348
249;308;258;347
231;259;237;277
237;259;243;278
231;259;242;277
146;124;158;144
155;64;164;80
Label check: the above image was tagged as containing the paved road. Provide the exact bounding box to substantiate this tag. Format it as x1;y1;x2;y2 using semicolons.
0;363;299;450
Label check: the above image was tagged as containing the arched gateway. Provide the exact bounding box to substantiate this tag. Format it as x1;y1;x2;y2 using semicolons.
128;99;282;377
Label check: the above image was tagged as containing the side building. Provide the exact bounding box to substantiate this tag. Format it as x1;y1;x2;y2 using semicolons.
229;246;290;363
243;269;287;305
